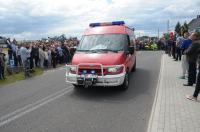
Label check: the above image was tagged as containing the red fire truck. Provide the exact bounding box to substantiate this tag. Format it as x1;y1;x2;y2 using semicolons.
66;21;136;90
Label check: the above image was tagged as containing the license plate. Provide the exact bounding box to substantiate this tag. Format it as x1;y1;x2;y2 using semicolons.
78;74;98;86
80;74;97;79
85;74;97;78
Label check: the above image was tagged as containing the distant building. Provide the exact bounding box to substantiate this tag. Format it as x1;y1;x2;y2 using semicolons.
188;15;200;33
0;36;7;48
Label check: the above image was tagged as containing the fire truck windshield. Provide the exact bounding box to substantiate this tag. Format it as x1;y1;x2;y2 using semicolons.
77;34;128;52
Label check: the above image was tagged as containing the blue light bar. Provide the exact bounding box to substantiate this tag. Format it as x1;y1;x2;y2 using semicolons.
112;21;125;25
89;21;125;27
89;23;101;27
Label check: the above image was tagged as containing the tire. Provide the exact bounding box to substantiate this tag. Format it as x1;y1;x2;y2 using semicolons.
132;60;136;72
119;72;129;91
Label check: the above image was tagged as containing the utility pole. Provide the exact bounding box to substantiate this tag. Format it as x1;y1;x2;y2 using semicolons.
158;28;160;39
167;20;169;33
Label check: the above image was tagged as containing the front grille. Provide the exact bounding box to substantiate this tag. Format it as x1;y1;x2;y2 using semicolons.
78;69;106;76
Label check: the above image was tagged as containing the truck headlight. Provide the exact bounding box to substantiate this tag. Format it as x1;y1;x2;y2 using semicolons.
107;66;124;75
66;66;77;74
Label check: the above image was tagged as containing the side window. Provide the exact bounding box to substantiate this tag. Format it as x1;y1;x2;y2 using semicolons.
127;35;131;46
124;35;130;51
130;39;134;46
130;34;136;47
129;36;134;46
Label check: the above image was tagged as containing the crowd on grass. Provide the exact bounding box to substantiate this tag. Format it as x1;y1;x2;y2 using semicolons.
0;37;79;79
164;32;200;101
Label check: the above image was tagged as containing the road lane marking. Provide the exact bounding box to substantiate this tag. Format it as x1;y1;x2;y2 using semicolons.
147;54;164;132
0;86;73;127
0;86;72;121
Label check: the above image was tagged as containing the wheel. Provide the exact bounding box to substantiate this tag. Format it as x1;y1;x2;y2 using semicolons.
119;72;129;91
132;60;136;72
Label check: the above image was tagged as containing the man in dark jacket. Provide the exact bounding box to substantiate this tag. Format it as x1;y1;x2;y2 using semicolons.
186;47;200;101
6;38;12;64
184;33;200;86
167;38;173;56
30;44;39;68
51;47;57;68
61;44;71;64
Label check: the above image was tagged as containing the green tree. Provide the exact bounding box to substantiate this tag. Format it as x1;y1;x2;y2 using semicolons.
175;22;181;36
181;22;188;36
183;21;188;32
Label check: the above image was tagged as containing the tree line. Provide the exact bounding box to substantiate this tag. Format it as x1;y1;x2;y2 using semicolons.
175;21;189;36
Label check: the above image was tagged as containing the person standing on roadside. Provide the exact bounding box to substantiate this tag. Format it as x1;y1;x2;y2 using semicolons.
20;44;28;67
57;45;63;64
64;43;71;64
44;48;48;68
183;32;200;86
186;35;200;101
12;39;17;66
33;44;39;67
175;35;184;61
20;44;31;77
39;46;45;68
0;48;6;79
172;38;176;59
180;32;191;79
29;44;34;70
16;46;22;66
6;38;12;65
167;38;173;56
47;47;52;67
51;47;57;68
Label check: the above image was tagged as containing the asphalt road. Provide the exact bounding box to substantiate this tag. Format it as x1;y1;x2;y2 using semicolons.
0;51;163;132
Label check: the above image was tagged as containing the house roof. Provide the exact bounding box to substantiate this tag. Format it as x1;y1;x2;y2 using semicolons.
188;16;200;30
0;37;6;45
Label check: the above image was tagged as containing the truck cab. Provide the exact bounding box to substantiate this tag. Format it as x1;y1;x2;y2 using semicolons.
66;21;136;90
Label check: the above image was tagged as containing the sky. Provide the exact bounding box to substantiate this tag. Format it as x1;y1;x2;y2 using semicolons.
0;0;199;40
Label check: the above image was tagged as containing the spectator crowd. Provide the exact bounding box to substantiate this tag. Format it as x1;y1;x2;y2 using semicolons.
0;37;79;79
163;31;200;101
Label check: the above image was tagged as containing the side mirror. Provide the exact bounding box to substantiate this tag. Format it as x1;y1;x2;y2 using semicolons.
128;46;135;54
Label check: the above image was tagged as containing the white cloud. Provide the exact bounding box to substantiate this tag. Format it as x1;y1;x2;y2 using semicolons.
0;0;199;40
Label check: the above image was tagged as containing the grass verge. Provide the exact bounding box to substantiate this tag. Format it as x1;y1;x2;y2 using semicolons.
0;68;44;86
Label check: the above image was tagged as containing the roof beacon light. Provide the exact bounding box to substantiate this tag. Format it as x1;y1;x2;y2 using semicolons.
89;21;125;27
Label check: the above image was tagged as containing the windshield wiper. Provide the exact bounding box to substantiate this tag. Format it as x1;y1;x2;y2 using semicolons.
76;50;91;52
90;49;119;53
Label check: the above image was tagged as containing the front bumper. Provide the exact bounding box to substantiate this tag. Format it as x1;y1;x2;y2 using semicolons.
66;73;125;86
